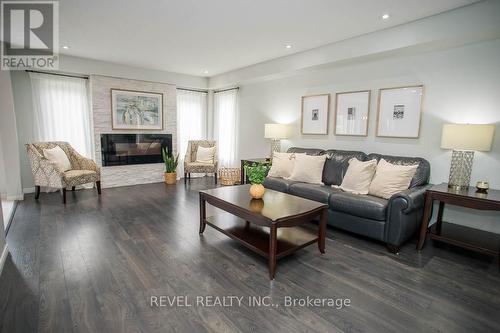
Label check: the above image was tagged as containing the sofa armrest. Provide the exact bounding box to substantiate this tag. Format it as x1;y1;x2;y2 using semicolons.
384;184;433;247
389;184;433;214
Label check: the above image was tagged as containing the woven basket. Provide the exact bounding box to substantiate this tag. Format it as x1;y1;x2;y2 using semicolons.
218;168;241;186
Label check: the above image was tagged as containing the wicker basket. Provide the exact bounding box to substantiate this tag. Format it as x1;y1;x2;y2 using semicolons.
218;168;241;186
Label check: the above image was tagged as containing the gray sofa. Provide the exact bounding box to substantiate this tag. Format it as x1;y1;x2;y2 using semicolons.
263;147;431;253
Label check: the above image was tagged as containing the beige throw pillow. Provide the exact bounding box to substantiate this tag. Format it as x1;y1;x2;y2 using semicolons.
43;146;71;171
287;154;327;184
368;159;418;199
336;158;377;194
195;146;216;163
267;152;303;178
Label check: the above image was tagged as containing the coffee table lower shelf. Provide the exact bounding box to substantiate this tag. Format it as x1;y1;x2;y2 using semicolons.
205;213;318;260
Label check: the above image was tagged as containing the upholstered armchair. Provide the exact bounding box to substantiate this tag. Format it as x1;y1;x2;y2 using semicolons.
184;140;218;184
26;141;101;204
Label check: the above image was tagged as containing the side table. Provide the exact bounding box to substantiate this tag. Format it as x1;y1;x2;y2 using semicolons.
417;183;500;262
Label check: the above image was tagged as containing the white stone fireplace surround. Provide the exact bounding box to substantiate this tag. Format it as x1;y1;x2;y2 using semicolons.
90;75;177;188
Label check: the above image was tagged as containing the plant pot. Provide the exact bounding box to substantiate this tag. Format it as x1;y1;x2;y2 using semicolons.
249;183;265;199
164;172;177;185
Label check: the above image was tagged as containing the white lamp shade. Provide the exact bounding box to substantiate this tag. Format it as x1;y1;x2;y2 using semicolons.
441;124;495;151
264;123;290;139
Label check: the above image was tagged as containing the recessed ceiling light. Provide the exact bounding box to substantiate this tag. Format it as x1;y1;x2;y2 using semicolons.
203;70;209;74
62;45;69;49
285;44;292;49
382;14;390;20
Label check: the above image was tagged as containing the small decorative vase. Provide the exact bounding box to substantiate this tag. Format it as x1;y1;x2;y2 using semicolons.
164;172;177;185
249;183;265;199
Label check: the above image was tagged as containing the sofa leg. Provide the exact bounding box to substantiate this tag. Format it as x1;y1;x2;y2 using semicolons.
386;244;400;254
96;181;101;195
35;186;40;200
72;186;76;191
62;188;67;204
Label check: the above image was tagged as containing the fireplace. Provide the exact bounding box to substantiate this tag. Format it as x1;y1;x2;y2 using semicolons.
100;134;172;166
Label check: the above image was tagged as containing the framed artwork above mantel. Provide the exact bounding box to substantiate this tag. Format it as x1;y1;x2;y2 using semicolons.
111;88;163;130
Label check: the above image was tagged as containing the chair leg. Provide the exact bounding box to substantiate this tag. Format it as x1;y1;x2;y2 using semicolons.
184;172;187;185
35;186;40;200
62;188;67;204
214;172;217;185
96;181;102;195
72;186;76;191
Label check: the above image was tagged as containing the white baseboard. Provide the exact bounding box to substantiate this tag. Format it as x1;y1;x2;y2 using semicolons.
23;187;35;194
0;245;8;276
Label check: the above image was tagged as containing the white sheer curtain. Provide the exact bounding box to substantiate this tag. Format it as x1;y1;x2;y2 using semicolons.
177;89;207;176
214;89;238;167
30;72;92;158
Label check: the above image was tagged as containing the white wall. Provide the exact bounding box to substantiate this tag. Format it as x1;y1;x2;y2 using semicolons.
0;70;23;200
237;39;500;233
10;55;207;191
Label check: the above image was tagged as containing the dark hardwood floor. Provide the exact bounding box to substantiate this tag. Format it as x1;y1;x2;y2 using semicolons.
0;178;499;333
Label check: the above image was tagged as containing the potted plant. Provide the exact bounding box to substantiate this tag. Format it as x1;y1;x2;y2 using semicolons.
244;162;269;199
162;147;179;185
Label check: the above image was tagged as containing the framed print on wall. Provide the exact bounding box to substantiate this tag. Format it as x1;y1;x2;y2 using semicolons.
111;89;163;130
301;94;330;135
334;90;371;136
376;85;424;138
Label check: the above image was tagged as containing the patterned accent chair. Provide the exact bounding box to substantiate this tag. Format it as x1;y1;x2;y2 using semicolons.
184;140;218;184
26;141;101;204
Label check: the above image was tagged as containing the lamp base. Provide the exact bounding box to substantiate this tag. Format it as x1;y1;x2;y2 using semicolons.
270;139;281;159
448;150;474;189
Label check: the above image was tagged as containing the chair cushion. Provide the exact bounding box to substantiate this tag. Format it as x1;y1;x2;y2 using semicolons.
196;146;216;163
43;146;71;171
185;162;216;173
289;183;341;204
263;177;297;192
329;192;388;221
63;170;98;187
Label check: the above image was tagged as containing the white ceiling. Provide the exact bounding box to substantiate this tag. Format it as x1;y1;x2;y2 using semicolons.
59;0;478;77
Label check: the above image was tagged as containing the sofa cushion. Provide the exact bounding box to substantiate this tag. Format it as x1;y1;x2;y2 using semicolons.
329;192;388;221
289;183;341;204
286;147;325;156
287;154;327;185
367;153;430;188
322;150;368;186
263;177;297;192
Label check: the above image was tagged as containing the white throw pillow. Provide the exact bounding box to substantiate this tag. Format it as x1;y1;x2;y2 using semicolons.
336;158;377;194
267;152;303;178
43;146;71;171
195;146;216;163
287;154;327;184
368;159;418;199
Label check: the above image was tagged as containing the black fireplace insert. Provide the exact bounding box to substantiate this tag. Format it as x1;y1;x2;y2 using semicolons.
100;133;172;166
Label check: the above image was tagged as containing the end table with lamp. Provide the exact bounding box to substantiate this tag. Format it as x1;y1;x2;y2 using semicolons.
417;123;499;262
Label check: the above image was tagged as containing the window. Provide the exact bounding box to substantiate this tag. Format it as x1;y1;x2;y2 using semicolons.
177;89;208;175
29;72;92;157
214;89;238;167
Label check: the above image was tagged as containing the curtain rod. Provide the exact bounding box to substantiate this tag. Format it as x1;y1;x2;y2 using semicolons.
177;87;208;93
25;70;88;80
214;87;239;94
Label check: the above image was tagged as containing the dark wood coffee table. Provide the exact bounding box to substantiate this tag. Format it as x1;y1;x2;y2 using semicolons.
199;185;328;279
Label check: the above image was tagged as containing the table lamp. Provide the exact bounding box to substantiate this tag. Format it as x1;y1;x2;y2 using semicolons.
264;124;290;159
441;124;495;189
